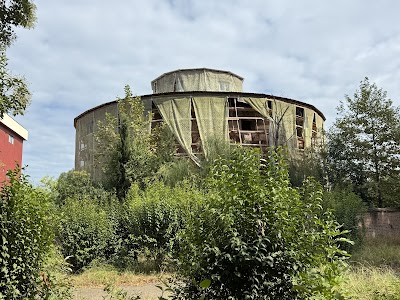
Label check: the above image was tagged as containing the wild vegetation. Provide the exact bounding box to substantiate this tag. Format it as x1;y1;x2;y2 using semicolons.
1;1;400;299
327;78;400;207
3;78;400;299
0;169;54;298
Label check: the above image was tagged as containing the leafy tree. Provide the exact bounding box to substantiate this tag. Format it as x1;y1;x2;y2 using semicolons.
0;0;36;117
327;78;400;207
0;53;31;117
94;85;175;200
0;0;36;47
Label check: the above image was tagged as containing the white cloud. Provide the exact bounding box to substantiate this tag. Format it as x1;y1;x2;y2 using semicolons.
5;0;400;183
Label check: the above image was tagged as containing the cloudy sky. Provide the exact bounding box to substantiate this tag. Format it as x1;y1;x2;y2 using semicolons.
6;0;400;183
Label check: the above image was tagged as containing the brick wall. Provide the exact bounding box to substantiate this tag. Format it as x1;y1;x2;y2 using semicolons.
363;208;400;238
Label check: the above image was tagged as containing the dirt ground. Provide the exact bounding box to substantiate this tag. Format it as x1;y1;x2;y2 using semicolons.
73;284;169;300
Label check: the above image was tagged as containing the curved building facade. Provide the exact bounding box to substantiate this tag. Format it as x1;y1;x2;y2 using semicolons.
74;68;325;177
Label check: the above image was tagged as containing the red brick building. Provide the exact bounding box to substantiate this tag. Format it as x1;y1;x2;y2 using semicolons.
0;115;28;182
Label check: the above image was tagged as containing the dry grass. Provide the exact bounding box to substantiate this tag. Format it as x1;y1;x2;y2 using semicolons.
351;236;400;269
337;236;400;299
339;266;400;300
69;265;170;288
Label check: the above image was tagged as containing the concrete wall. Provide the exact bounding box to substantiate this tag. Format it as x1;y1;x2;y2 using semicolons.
75;102;118;180
363;208;400;238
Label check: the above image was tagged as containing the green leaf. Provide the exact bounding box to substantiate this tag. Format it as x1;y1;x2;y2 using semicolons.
199;279;211;289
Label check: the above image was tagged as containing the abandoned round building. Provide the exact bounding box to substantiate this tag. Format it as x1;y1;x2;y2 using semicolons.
74;68;325;178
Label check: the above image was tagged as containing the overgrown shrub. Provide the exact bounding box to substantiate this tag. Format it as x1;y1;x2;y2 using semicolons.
156;159;197;187
0;169;54;298
53;170;113;206
173;148;349;299
323;187;367;251
110;182;203;270
56;198;115;272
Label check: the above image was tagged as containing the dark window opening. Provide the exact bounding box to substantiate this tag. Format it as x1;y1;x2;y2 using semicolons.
296;127;303;138
151;101;163;130
228;97;236;107
236;100;251;108
191;105;196;118
298;139;304;149
241;119;256;131
296;107;304;117
312;113;317;131
191;105;201;154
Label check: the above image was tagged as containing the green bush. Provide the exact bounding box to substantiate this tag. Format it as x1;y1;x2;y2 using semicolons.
110;182;203;270
323;187;367;251
174;148;349;299
57;198;115;272
53;170;113;206
0;169;54;298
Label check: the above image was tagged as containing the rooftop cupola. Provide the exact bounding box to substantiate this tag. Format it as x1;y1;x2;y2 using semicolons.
151;68;244;94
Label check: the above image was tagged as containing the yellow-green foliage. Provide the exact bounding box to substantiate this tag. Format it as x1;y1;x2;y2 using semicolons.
340;266;400;300
339;237;400;299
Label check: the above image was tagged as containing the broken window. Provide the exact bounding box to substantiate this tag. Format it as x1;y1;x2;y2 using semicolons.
267;100;273;117
191;106;202;155
296;107;305;149
227;97;270;152
151;101;163;130
311;113;317;147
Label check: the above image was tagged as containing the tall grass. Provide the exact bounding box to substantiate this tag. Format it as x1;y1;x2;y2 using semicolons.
339;266;400;300
351;236;400;269
338;236;400;299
